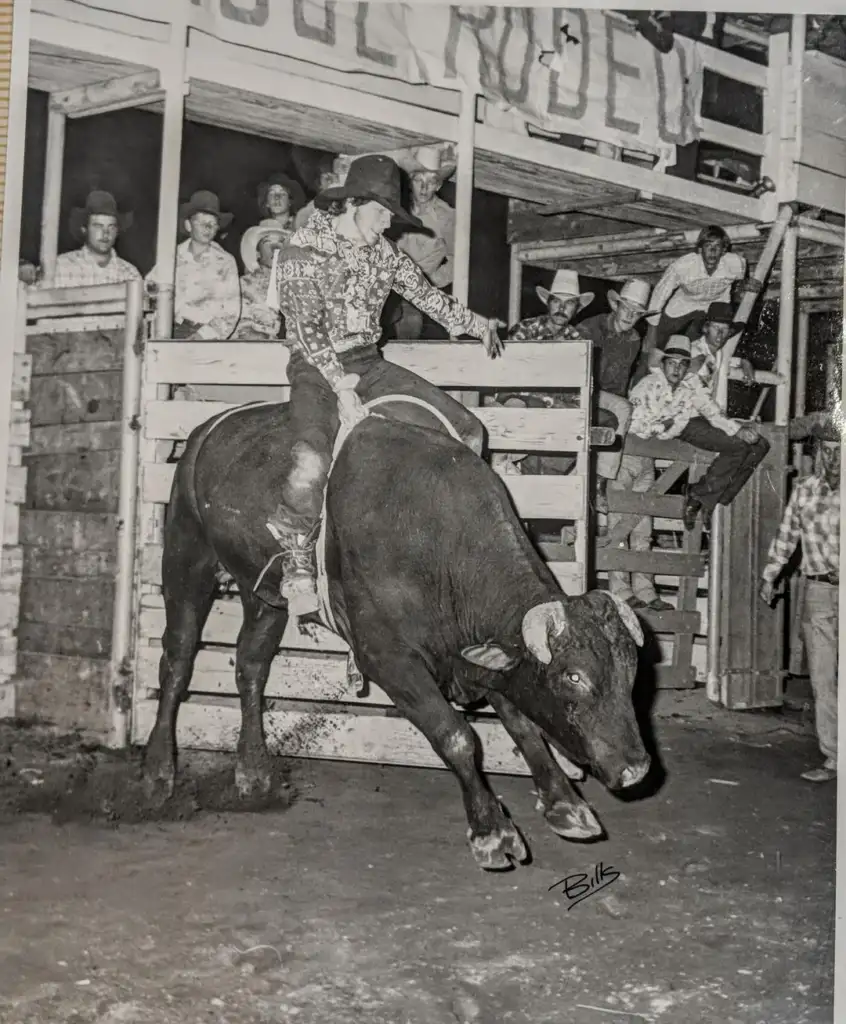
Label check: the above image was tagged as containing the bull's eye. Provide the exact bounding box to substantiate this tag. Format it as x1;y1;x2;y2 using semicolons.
567;672;581;684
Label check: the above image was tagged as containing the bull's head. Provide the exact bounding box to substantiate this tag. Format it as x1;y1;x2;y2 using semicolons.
461;591;650;791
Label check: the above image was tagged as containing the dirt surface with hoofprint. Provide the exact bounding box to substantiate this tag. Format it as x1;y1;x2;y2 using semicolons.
0;700;834;1024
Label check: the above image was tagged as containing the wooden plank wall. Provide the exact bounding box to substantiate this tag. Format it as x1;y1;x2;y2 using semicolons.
13;319;126;733
797;51;846;216
132;340;594;773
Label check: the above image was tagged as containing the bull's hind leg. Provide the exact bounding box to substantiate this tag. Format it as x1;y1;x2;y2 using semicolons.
142;507;219;802
233;592;288;799
370;648;528;871
488;693;604;841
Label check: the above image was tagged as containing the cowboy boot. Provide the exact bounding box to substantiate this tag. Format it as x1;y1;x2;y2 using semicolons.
266;509;320;618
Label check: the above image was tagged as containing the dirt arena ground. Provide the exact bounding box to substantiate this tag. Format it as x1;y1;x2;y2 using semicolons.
0;697;835;1024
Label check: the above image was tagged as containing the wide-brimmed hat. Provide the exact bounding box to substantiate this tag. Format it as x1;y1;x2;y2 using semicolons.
662;335;693;360
788;411;842;442
402;143;457;184
317;155;423;230
257;172;305;215
240;218;290;273
536;269;594;311
179;190;233;230
69;190;133;241
607;278;659;319
699;301;744;335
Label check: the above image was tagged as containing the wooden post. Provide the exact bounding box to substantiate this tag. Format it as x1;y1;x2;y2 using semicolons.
39;106;66;282
151;2;190;337
107;279;145;749
508;247;522;328
792;306;810;463
761;32;789;219
775;225;797;426
451;85;478;409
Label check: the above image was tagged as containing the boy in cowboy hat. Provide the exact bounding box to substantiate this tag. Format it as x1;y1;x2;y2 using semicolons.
146;190;240;341
233;219;289;340
49;190;140;289
256;171;305;235
761;412;840;783
580;279;658;505
644;226;757;350
688;300;756;393
268;153;503;617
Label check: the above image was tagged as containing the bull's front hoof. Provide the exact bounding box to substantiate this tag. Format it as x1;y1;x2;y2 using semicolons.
468;825;529;871
542;800;604;841
234;764;274;801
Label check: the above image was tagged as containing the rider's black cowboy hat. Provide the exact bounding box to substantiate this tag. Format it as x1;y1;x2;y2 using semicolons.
178;190;234;230
257;172;305;215
69;190;133;241
317;155;424;231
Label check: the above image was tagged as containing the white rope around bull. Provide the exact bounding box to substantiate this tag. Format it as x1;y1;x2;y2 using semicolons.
313;394;464;635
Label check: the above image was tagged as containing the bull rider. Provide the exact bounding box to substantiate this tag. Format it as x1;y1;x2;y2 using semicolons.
268;154;503;619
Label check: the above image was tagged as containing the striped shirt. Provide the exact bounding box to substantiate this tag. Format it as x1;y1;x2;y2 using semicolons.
647;251;746;324
50;246;140;289
762;474;840;583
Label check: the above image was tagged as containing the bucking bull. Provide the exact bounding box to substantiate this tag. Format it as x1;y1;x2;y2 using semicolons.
142;397;651;870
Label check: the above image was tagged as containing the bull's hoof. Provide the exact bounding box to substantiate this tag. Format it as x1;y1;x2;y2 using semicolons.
234;764;274;801
141;765;176;806
468;824;528;871
542;800;604;841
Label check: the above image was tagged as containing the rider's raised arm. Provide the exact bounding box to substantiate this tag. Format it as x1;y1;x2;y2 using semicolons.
277;254;347;389
391;246;488;342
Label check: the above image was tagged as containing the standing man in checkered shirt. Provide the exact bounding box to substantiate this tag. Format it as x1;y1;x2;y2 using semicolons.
46;190;140;289
644;226;760;350
760;412;840;783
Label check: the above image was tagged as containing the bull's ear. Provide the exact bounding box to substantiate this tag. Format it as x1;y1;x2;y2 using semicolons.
461;643;522;672
589;591;644;647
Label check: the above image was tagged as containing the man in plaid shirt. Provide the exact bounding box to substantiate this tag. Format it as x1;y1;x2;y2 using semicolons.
760;412;840;783
47;190;140;289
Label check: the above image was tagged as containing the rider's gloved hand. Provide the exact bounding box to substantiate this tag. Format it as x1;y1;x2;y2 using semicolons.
333;374;368;430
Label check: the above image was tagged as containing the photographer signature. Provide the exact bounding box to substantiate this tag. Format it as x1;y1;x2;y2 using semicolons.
548;862;620;910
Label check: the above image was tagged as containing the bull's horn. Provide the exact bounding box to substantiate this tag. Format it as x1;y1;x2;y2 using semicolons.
521;601;568;665
607;592;644;647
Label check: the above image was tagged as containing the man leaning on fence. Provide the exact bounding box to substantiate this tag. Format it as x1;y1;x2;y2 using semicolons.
760;412;840;784
46;190;141;290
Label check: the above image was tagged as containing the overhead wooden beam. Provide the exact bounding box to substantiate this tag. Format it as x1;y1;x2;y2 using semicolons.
49;69;164;118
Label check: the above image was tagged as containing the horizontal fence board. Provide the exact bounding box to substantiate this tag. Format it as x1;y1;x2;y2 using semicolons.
594;549;707;577
131;697;575;778
27;327;125;375
142;400;587;453
140;463;585;519
28;421;122;456
144;340;590;390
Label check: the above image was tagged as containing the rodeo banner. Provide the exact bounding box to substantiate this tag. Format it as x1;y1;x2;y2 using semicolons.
74;1;703;159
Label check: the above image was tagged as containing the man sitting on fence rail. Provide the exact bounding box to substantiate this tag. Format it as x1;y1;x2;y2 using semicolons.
267;154;503;618
760;412;840;784
146;190;240;341
624;335;768;533
46;190;141;290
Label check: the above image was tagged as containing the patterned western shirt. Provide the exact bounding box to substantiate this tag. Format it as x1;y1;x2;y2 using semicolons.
147;239;240;341
762;474;840;582
507;314;583;343
397;195;455;288
647;251;746;324
276;210;488;386
578;312;641;397
232;267;283;340
629;368;740;440
49;246;141;289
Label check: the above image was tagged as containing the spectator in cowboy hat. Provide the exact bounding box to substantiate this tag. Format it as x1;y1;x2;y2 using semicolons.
233;219;288;340
761;411;841;783
256;171;305;236
689;300;756;391
390;144;458;340
580;278;659;507
48;189;140;289
146;189;240;341
294;156;349;231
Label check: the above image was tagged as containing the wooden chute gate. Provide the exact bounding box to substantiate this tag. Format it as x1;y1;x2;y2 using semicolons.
0;4;843;750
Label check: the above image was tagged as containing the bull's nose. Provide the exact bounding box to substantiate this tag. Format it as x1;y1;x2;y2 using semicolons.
620;758;651;788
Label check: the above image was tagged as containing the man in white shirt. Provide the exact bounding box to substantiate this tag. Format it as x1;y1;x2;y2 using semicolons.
146;190;240;341
645;226;759;349
48;190;140;289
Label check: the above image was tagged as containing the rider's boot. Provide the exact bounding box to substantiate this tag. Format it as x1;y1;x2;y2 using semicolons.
266;508;320;618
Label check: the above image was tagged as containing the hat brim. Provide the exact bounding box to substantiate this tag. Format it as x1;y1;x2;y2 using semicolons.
607;291;659;320
69;207;133;241
240;224;288;272
537;286;594;311
317;186;424;231
179;204;234;231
